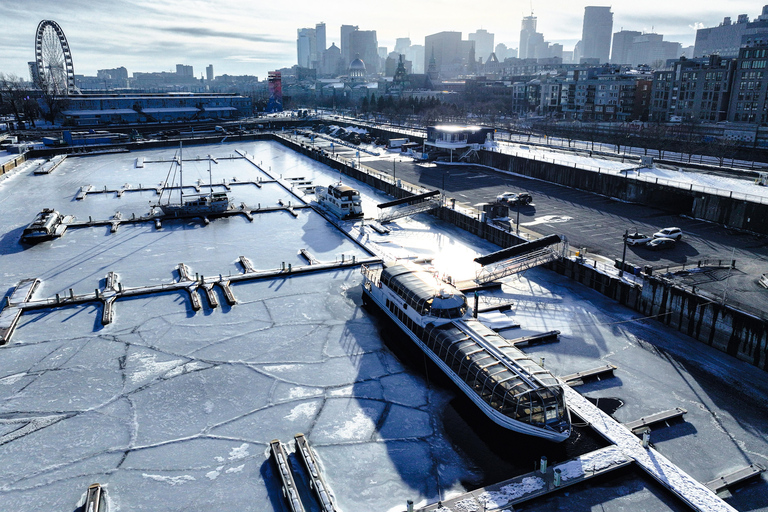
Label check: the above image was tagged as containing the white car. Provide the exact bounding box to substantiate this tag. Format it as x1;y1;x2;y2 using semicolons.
653;227;683;241
625;232;653;246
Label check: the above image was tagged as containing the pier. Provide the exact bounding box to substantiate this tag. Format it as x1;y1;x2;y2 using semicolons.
0;257;381;343
294;433;339;512
269;439;305;512
418;446;632;511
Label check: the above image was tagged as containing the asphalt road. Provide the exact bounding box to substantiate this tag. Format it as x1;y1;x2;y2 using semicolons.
303;133;768;317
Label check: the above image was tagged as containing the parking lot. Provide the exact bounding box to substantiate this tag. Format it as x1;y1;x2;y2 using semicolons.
299;130;768;316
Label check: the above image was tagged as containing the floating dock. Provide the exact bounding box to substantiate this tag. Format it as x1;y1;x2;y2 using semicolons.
561;364;618;386
0;257;381;343
418;446;632;511
294;433;338;512
269;439;305;512
0;278;40;344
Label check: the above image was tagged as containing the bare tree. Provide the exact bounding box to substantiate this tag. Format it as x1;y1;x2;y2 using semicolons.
34;72;69;125
0;74;29;128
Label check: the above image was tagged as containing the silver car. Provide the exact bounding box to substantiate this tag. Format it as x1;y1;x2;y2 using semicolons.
653;227;683;241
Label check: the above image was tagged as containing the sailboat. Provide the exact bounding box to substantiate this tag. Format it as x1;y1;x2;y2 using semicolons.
157;142;232;218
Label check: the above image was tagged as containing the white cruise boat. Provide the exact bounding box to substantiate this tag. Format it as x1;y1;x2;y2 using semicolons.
314;183;364;220
361;261;571;442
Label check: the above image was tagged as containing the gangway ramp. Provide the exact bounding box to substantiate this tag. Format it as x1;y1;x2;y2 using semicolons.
377;190;441;224
474;234;563;284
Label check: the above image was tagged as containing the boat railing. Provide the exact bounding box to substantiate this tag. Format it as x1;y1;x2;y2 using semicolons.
360;265;381;287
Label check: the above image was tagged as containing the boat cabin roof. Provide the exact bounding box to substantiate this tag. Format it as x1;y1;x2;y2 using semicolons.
381;262;465;312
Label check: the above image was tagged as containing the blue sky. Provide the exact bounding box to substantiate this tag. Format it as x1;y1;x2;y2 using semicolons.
0;0;763;81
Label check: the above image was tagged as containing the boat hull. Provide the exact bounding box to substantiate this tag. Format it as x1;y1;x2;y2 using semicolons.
362;289;570;442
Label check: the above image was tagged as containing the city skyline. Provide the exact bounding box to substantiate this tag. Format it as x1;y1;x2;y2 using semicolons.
0;0;763;81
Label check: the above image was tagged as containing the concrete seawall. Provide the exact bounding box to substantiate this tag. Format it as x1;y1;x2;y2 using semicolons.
479;150;768;235
548;258;768;371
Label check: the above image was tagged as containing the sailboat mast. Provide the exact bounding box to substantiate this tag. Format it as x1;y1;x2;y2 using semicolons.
179;142;183;204
208;155;213;200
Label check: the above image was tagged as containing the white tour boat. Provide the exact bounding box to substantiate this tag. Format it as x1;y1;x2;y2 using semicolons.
314;182;364;220
361;261;571;442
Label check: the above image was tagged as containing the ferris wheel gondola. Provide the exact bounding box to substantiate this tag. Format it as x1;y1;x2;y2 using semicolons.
34;20;76;95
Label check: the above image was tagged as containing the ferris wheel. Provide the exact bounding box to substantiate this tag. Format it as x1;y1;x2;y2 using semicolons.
34;20;76;95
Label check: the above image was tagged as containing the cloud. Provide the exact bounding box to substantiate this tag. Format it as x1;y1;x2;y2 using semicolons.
159;26;287;44
689;22;705;31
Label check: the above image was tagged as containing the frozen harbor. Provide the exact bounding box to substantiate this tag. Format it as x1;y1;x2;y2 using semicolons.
0;140;766;511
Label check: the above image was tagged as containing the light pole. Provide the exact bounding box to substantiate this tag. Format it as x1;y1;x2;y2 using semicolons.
619;229;628;278
393;159;396;185
516;201;521;236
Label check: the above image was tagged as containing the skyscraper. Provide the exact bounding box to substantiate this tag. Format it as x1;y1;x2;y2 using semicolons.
581;6;613;63
611;30;641;64
519;15;537;59
469;29;495;63
297;27;316;68
349;29;379;74
340;25;359;66
315;22;326;56
205;64;214;81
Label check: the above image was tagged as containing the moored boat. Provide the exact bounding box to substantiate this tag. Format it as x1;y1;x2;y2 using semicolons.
20;208;67;243
157;143;232;218
361;261;571;442
314;183;364;220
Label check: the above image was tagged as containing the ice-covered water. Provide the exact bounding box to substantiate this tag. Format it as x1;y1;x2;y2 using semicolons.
0;140;766;512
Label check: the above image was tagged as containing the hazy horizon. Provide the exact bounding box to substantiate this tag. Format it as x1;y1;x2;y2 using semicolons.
0;0;763;81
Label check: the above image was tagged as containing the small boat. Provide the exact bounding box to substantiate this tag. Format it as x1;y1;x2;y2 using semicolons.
157;143;232;218
314;182;364;220
361;261;571;442
20;208;67;243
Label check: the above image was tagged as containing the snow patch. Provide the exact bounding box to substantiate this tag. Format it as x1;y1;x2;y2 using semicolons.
478;476;546;508
142;473;195;485
226;464;245;474
286;402;318;421
128;352;183;384
228;443;250;460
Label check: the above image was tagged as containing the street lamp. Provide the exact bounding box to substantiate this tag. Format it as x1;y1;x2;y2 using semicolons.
619;229;628;278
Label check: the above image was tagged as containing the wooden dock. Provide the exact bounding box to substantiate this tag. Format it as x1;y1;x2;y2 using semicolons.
0;278;41;344
507;330;560;347
561;364;618;386
294;433;338;512
417;446;632;511
0;257;381;343
623;407;687;434
269;440;306;512
563;386;738;512
413;386;738;512
705;463;766;497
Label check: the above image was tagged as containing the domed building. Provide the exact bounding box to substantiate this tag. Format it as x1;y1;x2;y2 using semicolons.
348;54;366;81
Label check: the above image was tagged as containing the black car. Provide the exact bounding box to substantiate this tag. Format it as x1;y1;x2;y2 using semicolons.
646;238;676;250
